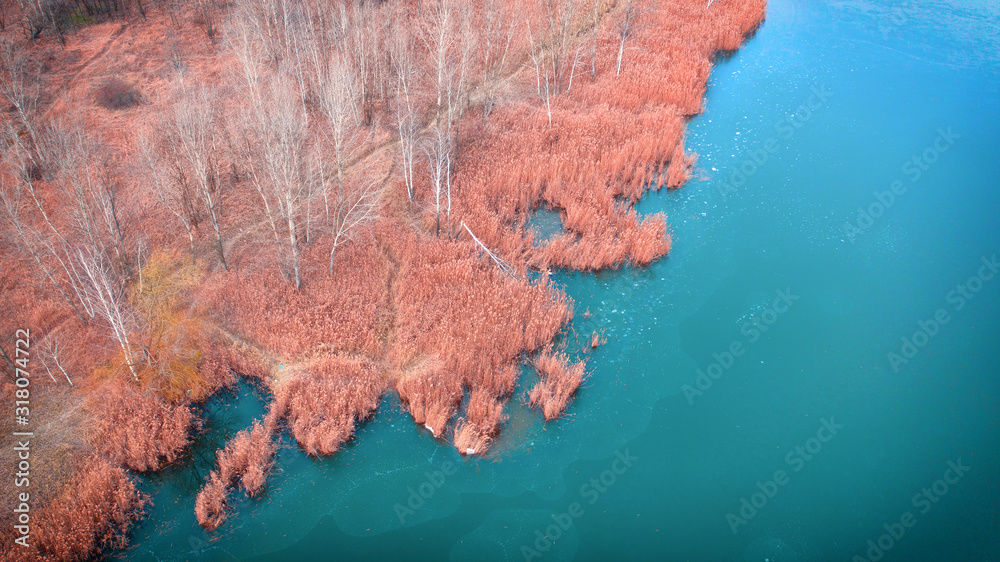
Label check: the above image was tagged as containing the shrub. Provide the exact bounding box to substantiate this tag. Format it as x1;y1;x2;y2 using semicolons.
197;341;268;397
446;0;767;277
130;252;217;401
95;77;140;110
388;228;571;452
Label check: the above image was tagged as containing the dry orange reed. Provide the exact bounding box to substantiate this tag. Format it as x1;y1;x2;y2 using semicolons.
529;351;587;420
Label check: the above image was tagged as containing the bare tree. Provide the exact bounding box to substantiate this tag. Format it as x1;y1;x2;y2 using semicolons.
255;0;296;67
424;124;452;237
328;174;381;273
0;39;41;149
419;0;475;236
166;83;228;270
1;123;133;320
162;0;181;27
530;0;583;97
314;54;361;206
228;3;267;107
285;3;315;125
243;76;316;289
0;120;144;388
45;122;132;278
396;92;420;204
420;0;458;124
137;131;200;257
196;0;220;43
614;0;649;76
390;25;420;204
37;332;73;386
75;245;144;382
590;0;599;79
526;23;555;131
567;41;587;93
15;0;62;43
347;2;389;126
230;100;283;264
478;0;518;119
462;221;516;277
0;174;85;320
526;0;586;129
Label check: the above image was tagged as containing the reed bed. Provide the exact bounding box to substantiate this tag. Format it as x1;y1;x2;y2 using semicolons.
90;381;195;473
529;351;587;420
275;358;385;456
194;420;276;530
29;457;148;560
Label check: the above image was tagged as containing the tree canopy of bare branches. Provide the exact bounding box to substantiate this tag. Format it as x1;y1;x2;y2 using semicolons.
164;82;229;270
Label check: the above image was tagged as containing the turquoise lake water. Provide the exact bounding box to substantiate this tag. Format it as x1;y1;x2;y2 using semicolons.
117;1;1000;560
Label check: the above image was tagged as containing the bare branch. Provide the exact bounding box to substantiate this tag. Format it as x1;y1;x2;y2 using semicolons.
615;0;652;76
245;74;318;289
167;82;228;270
74;246;144;383
136;130;199;257
461;221;517;278
37;332;73;386
0;39;40;145
329;175;382;273
390;23;420;203
479;0;518;118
